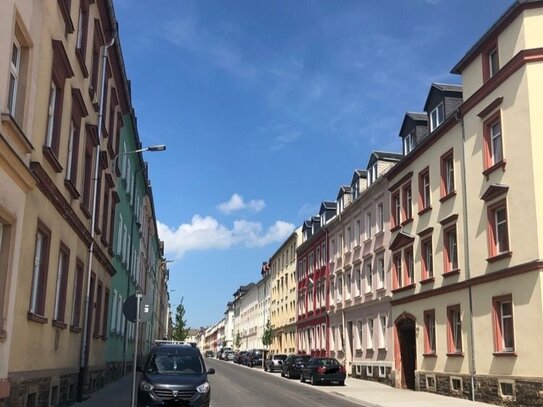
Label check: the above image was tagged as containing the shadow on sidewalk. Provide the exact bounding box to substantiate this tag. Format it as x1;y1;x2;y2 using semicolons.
76;375;133;406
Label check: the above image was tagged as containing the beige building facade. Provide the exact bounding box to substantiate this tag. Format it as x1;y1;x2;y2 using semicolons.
269;228;301;354
388;2;543;405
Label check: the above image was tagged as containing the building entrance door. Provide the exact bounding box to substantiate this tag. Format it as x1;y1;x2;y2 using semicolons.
396;316;416;390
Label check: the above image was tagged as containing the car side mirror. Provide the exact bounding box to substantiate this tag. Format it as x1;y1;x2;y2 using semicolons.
207;368;216;374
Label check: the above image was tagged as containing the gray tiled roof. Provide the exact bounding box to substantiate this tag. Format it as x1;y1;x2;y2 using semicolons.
433;83;463;93
406;112;428;122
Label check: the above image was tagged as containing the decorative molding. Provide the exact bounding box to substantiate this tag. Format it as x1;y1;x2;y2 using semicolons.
477;97;503;118
481;184;509;202
438;214;458;226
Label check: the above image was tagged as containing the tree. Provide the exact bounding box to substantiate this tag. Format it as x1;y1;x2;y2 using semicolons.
261;319;273;348
171;298;189;341
234;331;242;349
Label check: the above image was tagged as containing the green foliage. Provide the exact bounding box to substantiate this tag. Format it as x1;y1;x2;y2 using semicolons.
171;299;189;341
234;331;242;349
261;319;273;347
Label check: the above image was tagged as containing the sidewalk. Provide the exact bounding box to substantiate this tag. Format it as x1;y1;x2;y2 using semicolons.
76;370;494;407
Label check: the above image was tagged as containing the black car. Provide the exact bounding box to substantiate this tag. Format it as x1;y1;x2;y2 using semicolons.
246;349;264;367
234;351;247;364
137;343;215;407
299;357;346;386
281;354;311;379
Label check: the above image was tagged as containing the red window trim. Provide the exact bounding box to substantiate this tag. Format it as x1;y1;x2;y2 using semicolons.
418;167;430;212
440;149;455;198
404;246;414;286
447;304;462;354
443;225;458;274
423;309;436;355
402;182;413;224
483;110;503;171
421;237;433;281
486;199;509;258
492;294;515;354
391;191;400;229
392;252;402;290
483;42;499;83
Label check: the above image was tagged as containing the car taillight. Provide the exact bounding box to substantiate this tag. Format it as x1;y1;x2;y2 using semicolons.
339;365;346;373
317;367;326;374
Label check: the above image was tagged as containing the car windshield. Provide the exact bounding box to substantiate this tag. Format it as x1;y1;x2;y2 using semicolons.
273;355;287;360
294;356;310;363
315;358;339;367
146;352;204;375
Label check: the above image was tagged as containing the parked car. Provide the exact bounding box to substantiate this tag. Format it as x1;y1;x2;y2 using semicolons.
224;350;235;361
246;349;264;367
264;353;287;372
137;343;215;407
299;357;346;386
234;351;247;364
204;350;214;358
281;354;311;379
218;347;232;360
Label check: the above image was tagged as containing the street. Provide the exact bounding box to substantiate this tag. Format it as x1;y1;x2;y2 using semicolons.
206;358;367;407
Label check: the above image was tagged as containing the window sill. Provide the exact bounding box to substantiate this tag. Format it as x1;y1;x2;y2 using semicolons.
27;312;48;324
420;277;435;285
439;192;456;203
70;325;82;333
80;203;91;219
100;236;109;248
418;206;432;216
446;352;464;357
390;225;401;233
43;146;63;173
375;230;385;238
1;113;34;153
443;269;460;277
401;218;413;227
377;347;387;352
423;352;437;357
376;286;386;294
364;291;374;296
483;160;506;178
492;351;517;357
52;320;67;329
486;251;512;263
75;48;89;78
64;179;81;200
391;283;416;294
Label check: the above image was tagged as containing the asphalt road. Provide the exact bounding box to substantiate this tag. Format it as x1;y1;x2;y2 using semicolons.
205;358;368;407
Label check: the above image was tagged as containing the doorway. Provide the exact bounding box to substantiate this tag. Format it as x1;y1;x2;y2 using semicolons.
396;316;416;390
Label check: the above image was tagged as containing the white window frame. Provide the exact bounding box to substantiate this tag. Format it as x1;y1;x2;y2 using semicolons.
430;102;444;131
45;82;58;148
8;39;21;115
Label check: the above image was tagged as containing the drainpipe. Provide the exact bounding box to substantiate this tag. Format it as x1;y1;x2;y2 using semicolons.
77;29;116;402
456;109;477;401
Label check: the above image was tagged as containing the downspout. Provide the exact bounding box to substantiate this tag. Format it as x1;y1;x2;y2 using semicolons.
456;109;477;401
77;29;116;402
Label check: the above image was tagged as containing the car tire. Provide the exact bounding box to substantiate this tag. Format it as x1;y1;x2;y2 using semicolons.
310;375;316;385
339;380;345;386
300;373;305;383
281;370;285;377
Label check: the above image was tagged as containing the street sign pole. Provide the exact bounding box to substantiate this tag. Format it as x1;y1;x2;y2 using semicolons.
130;291;142;407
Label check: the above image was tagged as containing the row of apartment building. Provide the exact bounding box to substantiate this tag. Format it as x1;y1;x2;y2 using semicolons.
197;2;543;405
0;1;170;406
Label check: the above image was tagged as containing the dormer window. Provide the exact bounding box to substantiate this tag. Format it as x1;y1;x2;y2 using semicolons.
320;214;325;226
484;44;500;82
337;197;344;215
367;163;378;186
403;131;415;155
430;102;444;131
352;182;360;200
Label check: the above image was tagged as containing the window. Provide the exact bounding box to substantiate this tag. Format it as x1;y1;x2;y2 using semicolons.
30;222;51;317
444;226;458;273
94;281;102;337
402;183;412;221
424;310;436;354
484;45;500;82
430;102;444;131
484;113;504;169
447;305;462;354
354;265;361;297
368;163;378;186
367;318;374;349
365;261;372;293
488;200;509;257
377;202;384;232
355;220;360;246
391;192;400;228
357;321;363;349
346;227;352;252
493;295;514;353
379;315;387;349
393;253;402;289
405;248;414;285
365;212;372;239
421;238;433;280
53;244;70;324
377;255;385;289
7;23;30;125
110;289;117;332
419;168;431;211
345;272;351;300
337;275;343;302
403;131;415;155
441;150;455;197
81;129;95;213
71;260;84;329
0;218;13;334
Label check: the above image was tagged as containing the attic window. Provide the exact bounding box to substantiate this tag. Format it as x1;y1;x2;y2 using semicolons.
484;44;500;82
430;103;444;131
403;132;415;155
368;163;378;186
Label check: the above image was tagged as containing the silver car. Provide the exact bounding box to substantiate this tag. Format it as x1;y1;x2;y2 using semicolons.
264;353;288;372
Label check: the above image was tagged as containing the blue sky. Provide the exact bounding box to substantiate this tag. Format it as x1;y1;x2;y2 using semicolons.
113;0;512;328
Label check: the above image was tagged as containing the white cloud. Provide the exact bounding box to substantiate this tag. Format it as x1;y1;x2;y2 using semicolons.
157;216;295;258
217;193;265;214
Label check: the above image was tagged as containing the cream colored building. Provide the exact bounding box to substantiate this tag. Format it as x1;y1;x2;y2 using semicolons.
389;2;543;405
1;0;134;404
327;154;399;385
269;228;301;355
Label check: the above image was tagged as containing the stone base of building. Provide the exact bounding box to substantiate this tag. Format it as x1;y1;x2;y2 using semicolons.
350;363;393;386
0;365;109;407
417;371;543;406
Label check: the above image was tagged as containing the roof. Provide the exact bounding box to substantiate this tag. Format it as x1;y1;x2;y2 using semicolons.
336;185;351;200
399;112;428;137
351;169;367;183
423;83;463;112
367;151;403;167
319;201;336;213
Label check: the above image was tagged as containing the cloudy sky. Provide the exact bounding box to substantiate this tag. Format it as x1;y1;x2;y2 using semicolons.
113;0;512;328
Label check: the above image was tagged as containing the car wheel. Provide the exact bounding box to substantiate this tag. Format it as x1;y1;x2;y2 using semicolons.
310;374;316;385
281;370;285;377
300;373;305;383
339;380;345;386
286;369;290;379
